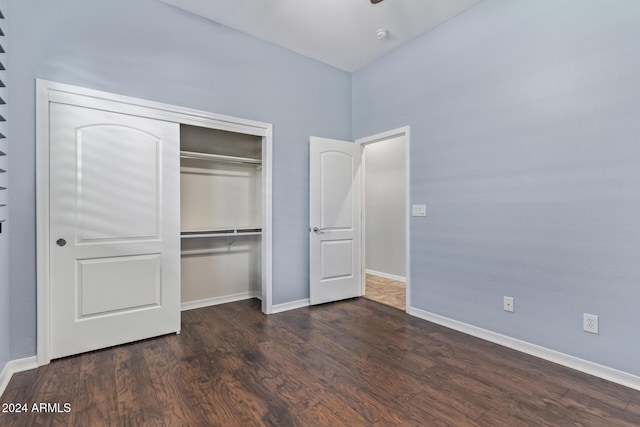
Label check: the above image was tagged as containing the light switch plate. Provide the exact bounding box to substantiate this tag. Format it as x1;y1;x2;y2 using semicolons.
412;204;426;217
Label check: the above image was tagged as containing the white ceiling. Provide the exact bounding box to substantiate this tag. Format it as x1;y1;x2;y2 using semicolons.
160;0;483;72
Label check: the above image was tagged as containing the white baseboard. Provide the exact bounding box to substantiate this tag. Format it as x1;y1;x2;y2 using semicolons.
0;356;39;398
271;298;310;314
366;269;406;283
181;291;260;311
408;306;640;392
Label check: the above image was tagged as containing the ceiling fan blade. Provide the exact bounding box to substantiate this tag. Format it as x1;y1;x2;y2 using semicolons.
371;0;384;4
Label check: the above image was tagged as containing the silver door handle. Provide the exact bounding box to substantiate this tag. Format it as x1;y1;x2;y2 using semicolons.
312;227;325;234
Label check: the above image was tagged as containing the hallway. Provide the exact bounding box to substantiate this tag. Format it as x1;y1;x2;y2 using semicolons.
363;273;405;311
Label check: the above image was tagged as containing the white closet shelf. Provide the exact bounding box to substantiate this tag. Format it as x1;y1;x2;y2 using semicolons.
180;150;261;165
181;227;262;239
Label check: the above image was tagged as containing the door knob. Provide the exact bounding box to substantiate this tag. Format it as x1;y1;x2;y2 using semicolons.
56;238;67;247
312;227;325;234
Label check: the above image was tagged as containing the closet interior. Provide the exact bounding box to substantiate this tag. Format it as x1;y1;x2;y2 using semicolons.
180;124;263;308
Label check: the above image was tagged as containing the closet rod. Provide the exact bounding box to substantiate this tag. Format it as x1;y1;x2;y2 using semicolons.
180;150;261;165
181;246;251;256
181;232;262;239
181;228;261;239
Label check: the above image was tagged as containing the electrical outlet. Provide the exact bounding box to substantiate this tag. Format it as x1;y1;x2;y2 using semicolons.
503;296;514;313
412;204;426;217
583;313;599;334
411;205;427;216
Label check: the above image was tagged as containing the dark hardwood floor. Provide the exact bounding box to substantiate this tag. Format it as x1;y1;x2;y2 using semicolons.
2;298;640;426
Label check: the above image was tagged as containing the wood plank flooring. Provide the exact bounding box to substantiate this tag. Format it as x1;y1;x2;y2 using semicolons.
2;298;640;426
364;274;406;311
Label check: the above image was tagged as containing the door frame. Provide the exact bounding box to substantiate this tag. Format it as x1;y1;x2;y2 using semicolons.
356;126;411;312
35;79;274;365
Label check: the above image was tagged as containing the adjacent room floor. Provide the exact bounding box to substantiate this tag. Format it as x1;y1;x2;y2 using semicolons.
364;273;406;311
2;298;639;426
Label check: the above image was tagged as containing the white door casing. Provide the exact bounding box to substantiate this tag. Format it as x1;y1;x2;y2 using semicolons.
49;103;181;359
309;137;362;305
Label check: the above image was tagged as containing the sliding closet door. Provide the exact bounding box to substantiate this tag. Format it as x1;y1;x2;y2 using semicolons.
49;103;180;359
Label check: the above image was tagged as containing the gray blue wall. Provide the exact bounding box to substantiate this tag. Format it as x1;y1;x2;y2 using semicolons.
7;0;351;358
353;0;640;375
0;0;9;375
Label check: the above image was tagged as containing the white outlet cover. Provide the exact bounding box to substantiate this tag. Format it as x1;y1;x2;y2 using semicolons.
412;204;426;217
503;296;514;312
583;313;599;334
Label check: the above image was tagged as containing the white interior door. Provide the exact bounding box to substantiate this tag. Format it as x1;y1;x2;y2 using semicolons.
309;136;362;305
49;103;181;359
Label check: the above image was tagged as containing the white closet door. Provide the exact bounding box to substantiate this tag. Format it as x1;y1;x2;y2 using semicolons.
309;136;362;305
49;103;180;359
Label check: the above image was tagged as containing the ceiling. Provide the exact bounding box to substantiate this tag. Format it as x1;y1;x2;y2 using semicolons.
160;0;483;72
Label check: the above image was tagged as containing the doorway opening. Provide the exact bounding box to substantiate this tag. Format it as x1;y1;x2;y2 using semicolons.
358;127;410;311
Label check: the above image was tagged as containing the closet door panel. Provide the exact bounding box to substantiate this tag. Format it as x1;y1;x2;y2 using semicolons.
49;103;180;359
77;125;160;241
77;254;161;317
